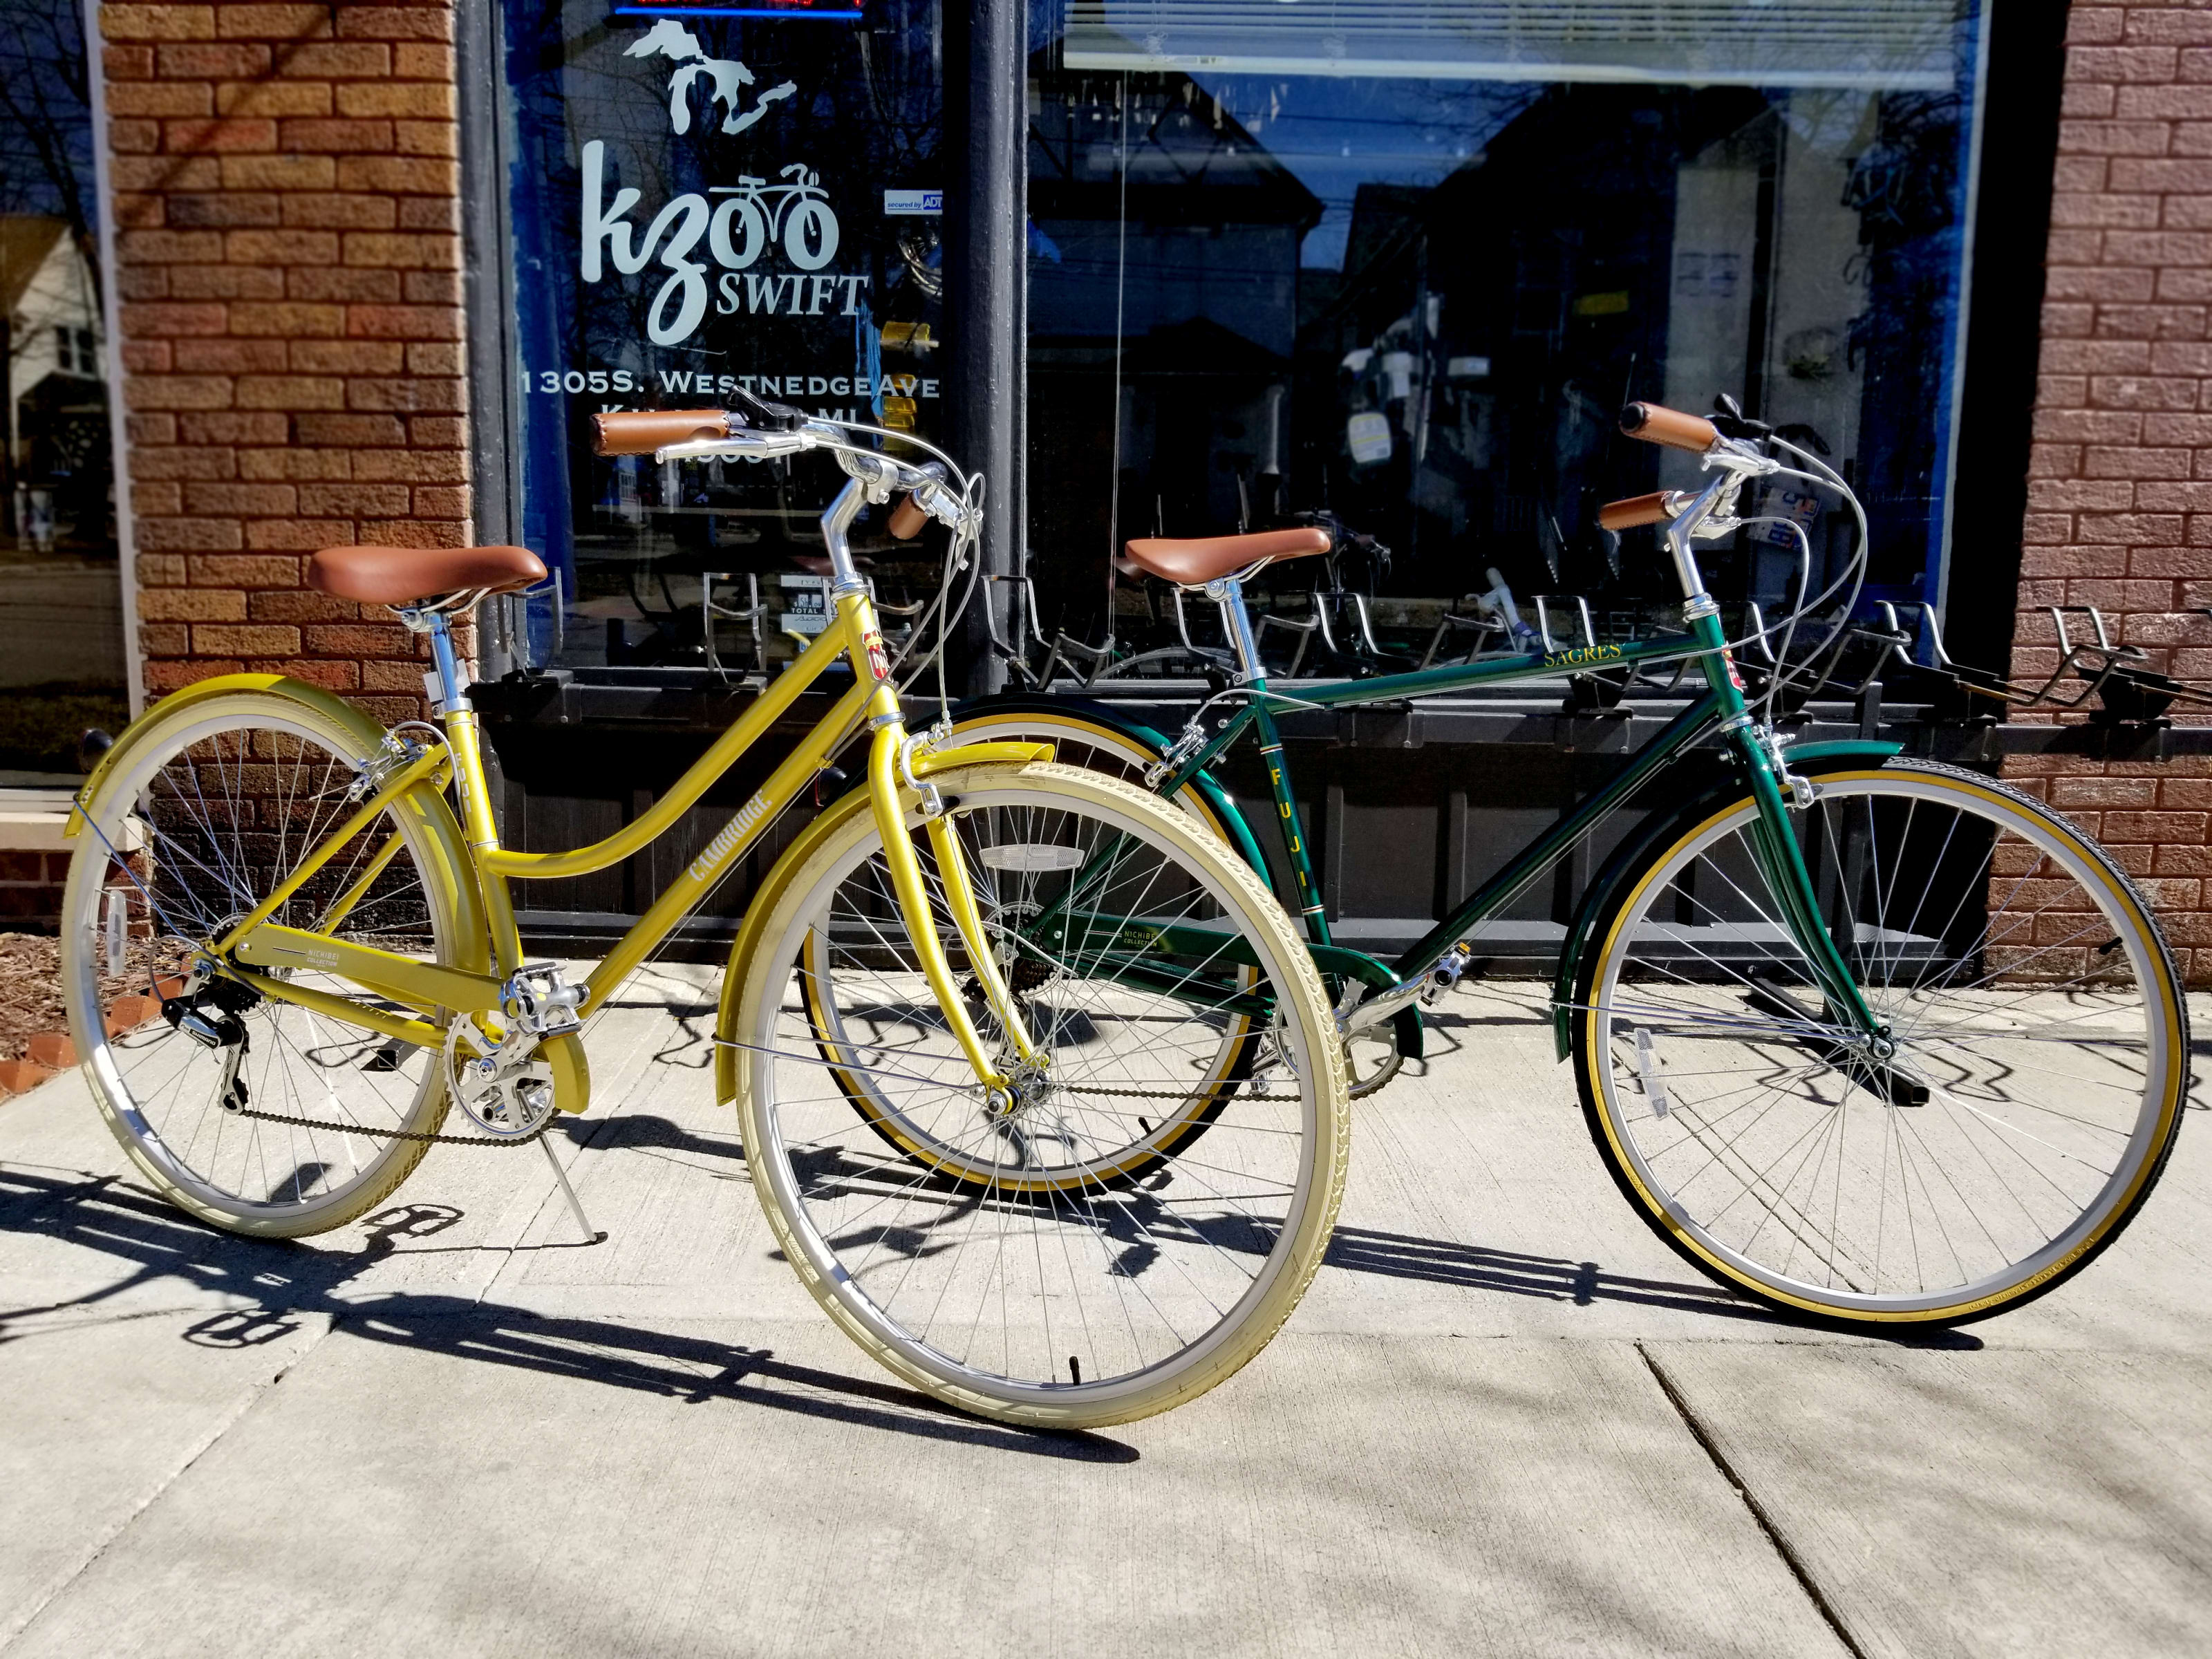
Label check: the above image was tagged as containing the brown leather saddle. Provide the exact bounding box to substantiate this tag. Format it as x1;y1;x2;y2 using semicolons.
1120;527;1331;586
306;543;547;608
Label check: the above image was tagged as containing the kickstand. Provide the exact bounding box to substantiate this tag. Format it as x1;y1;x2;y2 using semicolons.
538;1133;606;1244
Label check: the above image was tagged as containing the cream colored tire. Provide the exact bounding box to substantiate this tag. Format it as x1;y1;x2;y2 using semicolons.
60;689;462;1237
733;760;1350;1427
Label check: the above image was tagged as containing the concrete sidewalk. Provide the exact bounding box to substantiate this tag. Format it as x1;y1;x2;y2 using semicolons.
3;973;2208;1658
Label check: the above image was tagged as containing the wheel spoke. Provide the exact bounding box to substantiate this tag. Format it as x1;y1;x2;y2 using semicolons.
1584;765;2181;1320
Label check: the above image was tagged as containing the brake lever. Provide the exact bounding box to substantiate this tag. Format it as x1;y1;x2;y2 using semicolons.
726;382;807;433
1709;392;1772;443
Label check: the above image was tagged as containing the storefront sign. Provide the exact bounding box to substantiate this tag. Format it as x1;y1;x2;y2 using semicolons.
499;0;946;650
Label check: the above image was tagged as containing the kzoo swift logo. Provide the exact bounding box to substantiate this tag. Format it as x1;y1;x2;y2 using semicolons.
583;146;859;345
581;23;865;346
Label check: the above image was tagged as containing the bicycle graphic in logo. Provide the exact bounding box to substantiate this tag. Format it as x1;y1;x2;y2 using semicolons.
710;165;839;272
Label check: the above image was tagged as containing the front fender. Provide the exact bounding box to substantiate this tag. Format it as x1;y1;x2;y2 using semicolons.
714;780;883;1107
1548;738;1904;1059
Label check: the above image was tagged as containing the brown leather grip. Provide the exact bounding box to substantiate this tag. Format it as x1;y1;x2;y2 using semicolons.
1620;402;1718;452
592;409;731;457
1597;490;1683;532
887;493;928;540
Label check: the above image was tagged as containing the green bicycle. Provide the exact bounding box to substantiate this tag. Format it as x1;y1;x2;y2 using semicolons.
917;397;2191;1329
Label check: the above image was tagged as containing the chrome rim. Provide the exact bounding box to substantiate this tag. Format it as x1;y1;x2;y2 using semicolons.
1590;773;2177;1314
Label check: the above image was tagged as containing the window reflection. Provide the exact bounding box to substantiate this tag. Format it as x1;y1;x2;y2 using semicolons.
0;0;125;777
1027;4;1984;677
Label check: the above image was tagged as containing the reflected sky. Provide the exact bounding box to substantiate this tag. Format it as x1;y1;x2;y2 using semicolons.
1176;75;1540;271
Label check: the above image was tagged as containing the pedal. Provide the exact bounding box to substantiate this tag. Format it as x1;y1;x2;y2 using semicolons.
501;964;585;1036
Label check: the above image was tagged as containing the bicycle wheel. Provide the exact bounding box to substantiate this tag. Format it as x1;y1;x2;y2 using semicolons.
731;760;1349;1427
946;706;1403;1097
60;688;465;1237
1571;758;2188;1324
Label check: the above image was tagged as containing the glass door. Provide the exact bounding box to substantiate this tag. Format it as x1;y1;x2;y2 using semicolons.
495;0;945;673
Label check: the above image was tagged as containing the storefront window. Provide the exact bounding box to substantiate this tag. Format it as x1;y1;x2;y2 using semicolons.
0;0;125;778
1027;1;1989;675
498;0;944;671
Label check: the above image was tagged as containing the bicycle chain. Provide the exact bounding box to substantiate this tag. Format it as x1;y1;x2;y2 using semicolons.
216;1099;557;1148
1056;1081;1308;1103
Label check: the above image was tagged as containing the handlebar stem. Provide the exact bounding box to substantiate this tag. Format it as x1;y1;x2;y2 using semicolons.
1664;471;1734;612
821;478;868;595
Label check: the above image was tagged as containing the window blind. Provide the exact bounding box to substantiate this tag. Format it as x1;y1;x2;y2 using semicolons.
1061;1;1968;90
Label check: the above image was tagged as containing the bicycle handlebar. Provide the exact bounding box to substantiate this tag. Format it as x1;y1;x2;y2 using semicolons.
1620;402;1718;452
593;409;733;456
597;406;974;543
1597;489;1692;532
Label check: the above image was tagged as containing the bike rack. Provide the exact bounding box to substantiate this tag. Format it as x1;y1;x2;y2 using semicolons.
1253;606;1321;677
1416;602;1508;671
702;570;769;677
1738;600;1913;722
489;568;564;679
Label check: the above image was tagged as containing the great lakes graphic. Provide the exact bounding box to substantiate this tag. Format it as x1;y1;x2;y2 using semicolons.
625;19;798;137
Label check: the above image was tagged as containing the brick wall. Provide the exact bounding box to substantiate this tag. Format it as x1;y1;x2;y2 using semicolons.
101;1;469;726
2009;0;2212;984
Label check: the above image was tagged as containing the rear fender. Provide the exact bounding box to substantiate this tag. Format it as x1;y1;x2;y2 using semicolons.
67;672;489;978
948;693;1271;882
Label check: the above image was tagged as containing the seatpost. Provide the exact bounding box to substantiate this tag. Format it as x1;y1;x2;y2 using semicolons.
424;611;471;714
1208;576;1264;682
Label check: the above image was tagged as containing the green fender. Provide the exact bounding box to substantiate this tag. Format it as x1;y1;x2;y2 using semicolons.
1549;739;1904;1060
950;693;1418;1060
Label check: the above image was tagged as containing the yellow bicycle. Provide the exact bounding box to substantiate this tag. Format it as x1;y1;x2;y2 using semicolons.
58;402;1349;1428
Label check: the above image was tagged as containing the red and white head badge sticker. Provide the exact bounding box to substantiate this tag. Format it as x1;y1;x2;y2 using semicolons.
861;627;892;682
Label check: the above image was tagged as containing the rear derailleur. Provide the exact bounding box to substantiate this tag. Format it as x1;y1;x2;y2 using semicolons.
161;962;261;1112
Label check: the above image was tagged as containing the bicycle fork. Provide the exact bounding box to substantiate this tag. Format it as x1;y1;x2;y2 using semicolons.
860;694;1042;1093
1721;700;1884;1042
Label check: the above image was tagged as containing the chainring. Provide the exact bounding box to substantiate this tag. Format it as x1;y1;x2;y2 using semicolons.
442;1017;559;1138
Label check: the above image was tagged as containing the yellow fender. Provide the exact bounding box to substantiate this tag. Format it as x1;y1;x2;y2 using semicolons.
66;672;491;979
713;739;1051;1105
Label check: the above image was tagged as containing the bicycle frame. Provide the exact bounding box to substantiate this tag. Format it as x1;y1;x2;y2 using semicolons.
171;500;1049;1096
1141;480;1887;1039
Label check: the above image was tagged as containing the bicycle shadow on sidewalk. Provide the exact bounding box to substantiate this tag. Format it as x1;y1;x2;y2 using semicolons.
566;1120;1984;1352
1321;1224;1985;1348
0;1167;1138;1462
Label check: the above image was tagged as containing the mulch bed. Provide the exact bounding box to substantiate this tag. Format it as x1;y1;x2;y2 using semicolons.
0;930;186;1065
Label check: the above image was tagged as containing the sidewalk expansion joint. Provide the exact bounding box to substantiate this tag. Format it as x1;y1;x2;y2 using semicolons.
1635;1342;1869;1659
0;1318;334;1654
